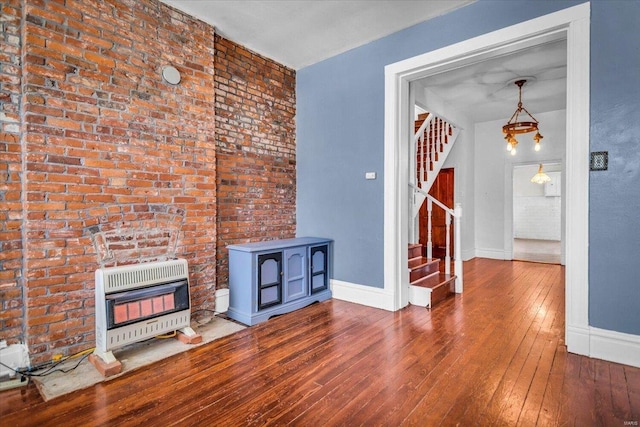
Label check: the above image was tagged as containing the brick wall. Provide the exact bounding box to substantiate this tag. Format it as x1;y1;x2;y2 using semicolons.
16;0;217;363
214;35;297;288
0;0;297;364
0;0;24;345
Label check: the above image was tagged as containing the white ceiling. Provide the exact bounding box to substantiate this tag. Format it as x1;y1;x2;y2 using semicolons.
161;0;566;124
160;0;474;70
417;39;567;123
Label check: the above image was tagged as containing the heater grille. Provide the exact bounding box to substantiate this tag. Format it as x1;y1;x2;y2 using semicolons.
100;260;187;293
104;312;191;348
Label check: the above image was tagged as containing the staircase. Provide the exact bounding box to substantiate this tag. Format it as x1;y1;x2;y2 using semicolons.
411;112;460;219
408;110;463;307
408;244;456;308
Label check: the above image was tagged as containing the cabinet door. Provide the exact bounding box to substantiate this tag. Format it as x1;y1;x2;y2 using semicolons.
310;245;328;294
258;252;282;310
284;247;307;302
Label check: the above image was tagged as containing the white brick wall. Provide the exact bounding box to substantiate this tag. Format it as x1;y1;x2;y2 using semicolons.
514;196;561;240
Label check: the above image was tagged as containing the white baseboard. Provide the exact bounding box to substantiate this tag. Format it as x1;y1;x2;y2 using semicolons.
474;248;507;260
589;327;640;368
566;324;591;356
567;324;640;368
330;279;395;311
461;249;475;261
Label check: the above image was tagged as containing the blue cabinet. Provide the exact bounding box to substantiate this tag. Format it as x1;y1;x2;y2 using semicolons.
227;237;332;326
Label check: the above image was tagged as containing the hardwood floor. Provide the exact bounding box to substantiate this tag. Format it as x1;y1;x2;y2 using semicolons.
1;259;639;426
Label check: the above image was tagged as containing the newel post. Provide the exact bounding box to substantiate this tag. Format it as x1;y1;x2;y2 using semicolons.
454;203;463;293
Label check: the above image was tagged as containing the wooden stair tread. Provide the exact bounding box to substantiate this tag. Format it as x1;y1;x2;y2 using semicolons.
408;257;439;270
410;272;455;289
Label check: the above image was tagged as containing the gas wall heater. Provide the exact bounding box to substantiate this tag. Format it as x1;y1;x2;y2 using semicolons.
93;259;197;365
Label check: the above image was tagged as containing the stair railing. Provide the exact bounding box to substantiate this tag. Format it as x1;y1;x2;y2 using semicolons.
414;113;452;188
410;186;464;293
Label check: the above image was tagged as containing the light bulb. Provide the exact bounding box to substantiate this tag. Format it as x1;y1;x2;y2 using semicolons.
534;142;541;152
506;142;513;152
510;147;517;156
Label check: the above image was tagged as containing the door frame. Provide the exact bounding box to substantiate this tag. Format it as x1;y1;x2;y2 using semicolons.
383;3;590;356
508;161;564;264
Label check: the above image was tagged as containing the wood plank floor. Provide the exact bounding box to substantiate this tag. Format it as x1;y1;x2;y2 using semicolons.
2;258;639;426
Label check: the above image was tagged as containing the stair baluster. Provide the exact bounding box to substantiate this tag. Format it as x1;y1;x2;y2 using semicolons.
445;211;451;275
426;199;433;260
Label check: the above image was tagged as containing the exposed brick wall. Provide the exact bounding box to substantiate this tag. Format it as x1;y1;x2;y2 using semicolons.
16;0;217;363
0;0;24;345
0;0;297;365
214;36;297;288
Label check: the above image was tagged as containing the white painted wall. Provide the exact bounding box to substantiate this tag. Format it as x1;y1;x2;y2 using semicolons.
474;109;566;259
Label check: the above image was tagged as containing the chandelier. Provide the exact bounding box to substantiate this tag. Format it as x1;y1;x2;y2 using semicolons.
502;79;543;156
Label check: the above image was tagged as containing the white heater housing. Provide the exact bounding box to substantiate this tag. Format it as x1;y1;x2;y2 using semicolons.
94;259;193;364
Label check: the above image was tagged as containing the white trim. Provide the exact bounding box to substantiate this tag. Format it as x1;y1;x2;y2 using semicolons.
475;248;508;260
566;324;590;356
589;327;640;368
384;3;594;356
331;279;395;311
563;10;591;359
461;248;475;261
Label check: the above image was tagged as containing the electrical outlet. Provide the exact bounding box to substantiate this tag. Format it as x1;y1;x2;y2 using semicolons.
365;172;376;180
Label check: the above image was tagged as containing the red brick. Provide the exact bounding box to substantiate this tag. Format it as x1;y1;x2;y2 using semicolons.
5;0;294;363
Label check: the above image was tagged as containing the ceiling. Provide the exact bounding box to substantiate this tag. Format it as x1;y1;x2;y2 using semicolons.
416;38;567;123
161;0;566;124
160;0;474;69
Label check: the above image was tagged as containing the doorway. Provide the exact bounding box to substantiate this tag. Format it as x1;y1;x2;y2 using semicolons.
512;163;563;264
383;3;590;355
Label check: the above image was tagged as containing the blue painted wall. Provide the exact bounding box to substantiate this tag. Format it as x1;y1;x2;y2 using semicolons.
588;0;640;335
296;0;640;336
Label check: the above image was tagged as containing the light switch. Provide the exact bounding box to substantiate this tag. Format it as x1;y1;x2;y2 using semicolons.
365;172;376;180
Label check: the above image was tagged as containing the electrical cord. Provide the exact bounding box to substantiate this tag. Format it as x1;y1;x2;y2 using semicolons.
0;347;94;378
1;329;190;378
155;330;177;339
0;353;90;378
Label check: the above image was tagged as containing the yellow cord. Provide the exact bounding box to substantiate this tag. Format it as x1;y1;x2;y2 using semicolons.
50;331;177;363
51;347;95;363
155;330;177;339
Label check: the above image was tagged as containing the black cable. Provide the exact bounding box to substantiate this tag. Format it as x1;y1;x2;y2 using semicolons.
0;353;90;377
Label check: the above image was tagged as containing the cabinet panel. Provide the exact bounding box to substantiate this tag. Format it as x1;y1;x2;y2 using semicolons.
284;247;307;302
258;252;282;310
310;245;328;294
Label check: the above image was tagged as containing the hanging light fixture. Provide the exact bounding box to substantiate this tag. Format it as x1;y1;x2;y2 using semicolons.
502;79;543;156
530;164;551;184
